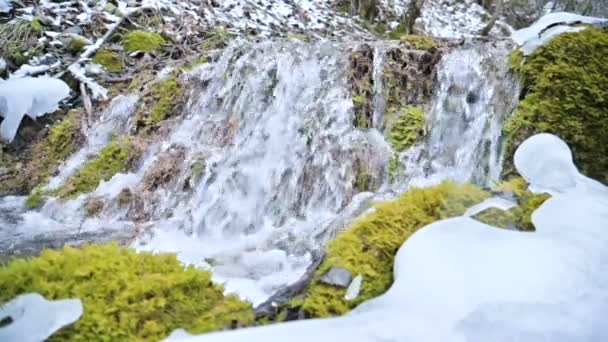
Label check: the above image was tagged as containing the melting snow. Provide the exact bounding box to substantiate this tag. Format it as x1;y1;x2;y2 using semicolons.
0;293;82;342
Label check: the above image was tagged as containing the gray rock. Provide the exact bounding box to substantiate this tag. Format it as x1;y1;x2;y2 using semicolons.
320;266;352;287
492;190;517;202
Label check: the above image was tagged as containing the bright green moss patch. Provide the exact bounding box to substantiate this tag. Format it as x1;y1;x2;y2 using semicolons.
302;182;490;317
122;30;165;54
503;28;608;183
473;207;517;229
93;49;123;72
0;244;254;341
59;138;141;198
146;77;183;128
388;106;425;152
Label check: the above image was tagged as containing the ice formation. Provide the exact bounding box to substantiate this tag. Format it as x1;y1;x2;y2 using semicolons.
0;77;70;142
512;12;607;55
163;133;608;341
0;293;82;342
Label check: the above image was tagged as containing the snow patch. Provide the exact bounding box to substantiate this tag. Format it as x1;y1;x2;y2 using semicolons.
0;293;82;342
0;77;70;142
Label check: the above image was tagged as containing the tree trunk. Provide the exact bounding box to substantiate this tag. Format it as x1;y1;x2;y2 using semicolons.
480;0;503;36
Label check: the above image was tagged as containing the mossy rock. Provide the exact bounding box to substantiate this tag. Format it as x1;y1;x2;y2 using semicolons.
122;31;166;54
92;49;123;72
0;19;42;67
388;106;425;152
473;177;550;231
503;28;608;183
65;36;90;53
0;244;254;341
301;182;490;317
58;138;142;198
398;35;436;50
146;77;184;128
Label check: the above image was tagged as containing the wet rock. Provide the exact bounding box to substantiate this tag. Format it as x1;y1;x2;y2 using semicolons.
320;266;352;287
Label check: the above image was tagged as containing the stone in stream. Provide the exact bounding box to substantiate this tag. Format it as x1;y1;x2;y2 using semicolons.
320;266;352;287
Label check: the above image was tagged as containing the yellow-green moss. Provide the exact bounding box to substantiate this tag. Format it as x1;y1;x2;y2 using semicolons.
145;77;183;128
122;30;165;54
474;177;550;231
503;28;608;183
388;152;400;183
24;187;45;209
30;17;43;33
93;49;123;72
301;182;490;317
398;35;436;50
65;36;89;53
0;244;254;341
58;138;140;198
388;106;425;152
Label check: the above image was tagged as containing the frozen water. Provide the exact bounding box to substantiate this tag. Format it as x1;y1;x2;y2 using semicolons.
512;12;607;55
0;293;82;342
0;77;70;142
163;133;608;342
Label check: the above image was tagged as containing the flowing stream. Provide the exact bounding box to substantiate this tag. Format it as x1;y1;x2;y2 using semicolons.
0;39;519;305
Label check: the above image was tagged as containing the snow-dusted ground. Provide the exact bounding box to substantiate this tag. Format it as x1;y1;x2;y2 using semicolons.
162;133;608;342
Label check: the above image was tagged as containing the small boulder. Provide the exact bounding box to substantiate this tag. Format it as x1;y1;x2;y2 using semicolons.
320;266;352;288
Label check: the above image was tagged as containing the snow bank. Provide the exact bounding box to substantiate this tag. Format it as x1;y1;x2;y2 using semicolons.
0;77;70;142
163;133;608;341
0;293;82;342
513;12;607;55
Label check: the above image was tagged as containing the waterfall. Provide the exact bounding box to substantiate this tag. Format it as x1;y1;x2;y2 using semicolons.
400;40;520;189
0;39;520;305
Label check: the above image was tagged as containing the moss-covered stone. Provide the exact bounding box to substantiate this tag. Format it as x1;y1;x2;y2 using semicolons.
58;138;142;198
0;244;254;341
146;77;183;127
301;182;490;317
398;35;436;50
93;49;123;72
388;106;425;152
122;30;165;54
503;28;608;183
473;177;550;231
65;36;90;53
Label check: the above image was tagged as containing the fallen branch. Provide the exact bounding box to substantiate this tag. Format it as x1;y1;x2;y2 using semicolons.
79;81;92;131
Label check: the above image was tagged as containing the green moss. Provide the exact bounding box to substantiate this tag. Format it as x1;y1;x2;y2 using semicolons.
65;36;89;53
507;49;524;71
398;35;436;50
302;182;490;317
353;172;373;192
388;152;400;183
59;138;140;198
0;19;41;66
93;49;123;72
503;28;608;183
30;17;43;33
25;187;45;209
122;31;165;54
0;244;254;341
477;177;551;231
144;77;184;128
473;207;517;229
388;106;425;152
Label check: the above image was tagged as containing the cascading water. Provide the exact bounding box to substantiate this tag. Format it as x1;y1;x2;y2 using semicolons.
399;40;520;188
0;39;519;305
